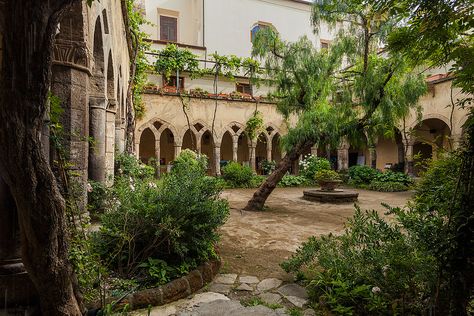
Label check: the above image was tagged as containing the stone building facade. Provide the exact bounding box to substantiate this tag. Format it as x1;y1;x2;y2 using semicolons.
136;0;471;176
0;0;131;310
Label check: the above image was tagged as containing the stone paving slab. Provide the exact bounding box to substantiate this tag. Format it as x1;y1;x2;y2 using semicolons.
257;278;283;292
239;275;260;284
236;283;253;291
277;283;308;299
259;292;282;305
208;283;233;295
177;299;281;316
214;273;238;285
284;295;307;308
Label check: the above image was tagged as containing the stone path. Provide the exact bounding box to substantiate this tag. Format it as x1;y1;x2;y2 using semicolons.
132;274;314;316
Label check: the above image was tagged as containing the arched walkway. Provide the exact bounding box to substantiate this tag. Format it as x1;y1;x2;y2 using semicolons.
221;131;234;163
139;128;155;164
160;128;175;173
237;133;250;167
255;133;268;174
182;129;197;151
201;130;215;175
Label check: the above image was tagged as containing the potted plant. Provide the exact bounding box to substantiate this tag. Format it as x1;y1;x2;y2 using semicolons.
315;169;342;191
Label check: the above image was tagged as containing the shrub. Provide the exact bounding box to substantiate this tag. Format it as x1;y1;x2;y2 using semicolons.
278;175;309;187
115;152;155;179
348;165;379;185
368;181;408;192
373;170;413;186
281;207;436;315
250;175;266;188
299;155;331;180
221;161;254;187
93;151;229;282
87;180;109;219
260;159;277;175
314;169;341;182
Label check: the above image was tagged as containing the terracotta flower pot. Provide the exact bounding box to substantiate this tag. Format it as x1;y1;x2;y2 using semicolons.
318;180;342;191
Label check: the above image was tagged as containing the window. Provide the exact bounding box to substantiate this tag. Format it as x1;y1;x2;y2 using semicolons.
163;76;184;90
160;15;177;42
236;82;252;94
320;40;330;50
250;22;275;42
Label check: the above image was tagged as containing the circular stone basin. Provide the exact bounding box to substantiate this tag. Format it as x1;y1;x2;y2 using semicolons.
303;189;359;203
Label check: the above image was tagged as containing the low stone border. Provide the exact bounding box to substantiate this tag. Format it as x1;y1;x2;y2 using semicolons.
115;259;221;311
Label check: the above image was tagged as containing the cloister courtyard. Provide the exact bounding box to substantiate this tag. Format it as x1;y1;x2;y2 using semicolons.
218;187;411;280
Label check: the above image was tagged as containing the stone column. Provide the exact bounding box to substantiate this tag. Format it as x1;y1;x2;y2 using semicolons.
311;145;318;156
196;135;202;154
266;143;272;162
174;144;182;158
51;62;90;212
155;139;161;177
214;145;221;176
105;100;116;186
89;94;107;182
232;135;238;161
115;121;126;154
0;177;37;310
249;144;256;172
451;134;463;150
337;138;349;171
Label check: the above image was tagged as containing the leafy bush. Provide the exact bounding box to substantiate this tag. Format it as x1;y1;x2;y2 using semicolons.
87;180;109;219
93;151;229;283
221;161;254;187
115;152;155;179
314;169;341;182
281;207;436;315
172;149;208;174
368;181;408;192
299;155;331;180
250;175;266;188
260;159;277;175
278;175;309;187
373;170;413;186
348;165;379;185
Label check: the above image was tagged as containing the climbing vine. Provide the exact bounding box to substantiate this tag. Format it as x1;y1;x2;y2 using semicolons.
245;110;264;141
126;0;151;120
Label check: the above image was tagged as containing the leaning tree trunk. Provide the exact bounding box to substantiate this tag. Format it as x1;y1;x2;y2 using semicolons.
0;1;83;315
244;140;313;211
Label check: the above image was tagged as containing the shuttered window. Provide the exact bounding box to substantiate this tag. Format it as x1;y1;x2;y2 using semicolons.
160;15;177;42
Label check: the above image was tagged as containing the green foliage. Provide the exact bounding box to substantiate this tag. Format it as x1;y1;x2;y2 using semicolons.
260;160;277;175
87;180;109;219
221;162;254;188
314;169;341;182
93;152;229;279
373;170;413;186
282;207;436;315
245;111;264;141
299;155;331;181
155;44;200;81
277;175;310;187
368;181;408;192
348;165;379;185
126;0;151;119
240;297;283;310
172;149;208;174
115;152;155;179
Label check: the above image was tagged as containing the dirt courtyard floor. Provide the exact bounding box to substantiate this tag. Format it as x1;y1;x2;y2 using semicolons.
217;186;412;281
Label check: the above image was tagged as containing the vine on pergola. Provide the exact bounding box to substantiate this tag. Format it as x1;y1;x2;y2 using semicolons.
153;44;264;147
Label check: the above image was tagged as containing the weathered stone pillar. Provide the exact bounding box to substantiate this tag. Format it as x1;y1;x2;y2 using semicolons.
451;134;463;150
0;177;38;310
337;147;349;171
266;143;272;162
311;145;318;156
154;139;161;177
174;144;182;158
115;121;126;154
249;144;256;172
51;62;90;212
105;100;116;185
232;135;238;162
196;135;202;154
214;145;221;176
89;95;107;182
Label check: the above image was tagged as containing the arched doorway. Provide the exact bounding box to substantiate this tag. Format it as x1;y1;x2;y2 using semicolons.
237;133;250;167
271;133;282;164
412;118;451;175
201;130;214;175
221;131;234;164
182;129;197;151
160;128;175;173
375;129;404;171
255;133;268;174
139;128;155;164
